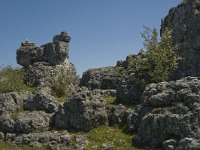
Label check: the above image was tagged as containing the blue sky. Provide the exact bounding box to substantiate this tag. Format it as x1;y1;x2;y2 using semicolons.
0;0;180;75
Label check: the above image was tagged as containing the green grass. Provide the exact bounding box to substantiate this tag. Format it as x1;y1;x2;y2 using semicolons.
104;96;116;105
0;141;47;150
0;65;36;95
104;96;137;109
86;125;142;150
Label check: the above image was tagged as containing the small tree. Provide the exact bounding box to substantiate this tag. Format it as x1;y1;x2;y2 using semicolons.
129;26;181;85
142;26;181;83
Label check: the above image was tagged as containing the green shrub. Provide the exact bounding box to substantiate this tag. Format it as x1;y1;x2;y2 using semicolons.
0;65;35;94
128;27;181;86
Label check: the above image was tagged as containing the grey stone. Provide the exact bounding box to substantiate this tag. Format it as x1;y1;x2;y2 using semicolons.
14;111;51;134
0;132;4;140
54;88;108;131
41;41;69;65
5;133;16;141
116;53;147;105
75;135;88;150
16;41;43;67
126;105;141;132
161;1;200;79
163;139;178;150
80;67;121;90
17;32;71;67
0;112;15;133
53;31;71;43
102;142;113;150
24;60;76;87
0;92;32;113
16;32;77;89
13;131;72;145
176;138;200;150
24;92;59;113
107;104;131;127
134;77;200;147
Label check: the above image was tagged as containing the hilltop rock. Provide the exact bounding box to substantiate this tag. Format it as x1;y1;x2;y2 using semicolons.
17;32;70;67
16;32;77;87
54;87;108;131
161;0;200;79
80;67;121;90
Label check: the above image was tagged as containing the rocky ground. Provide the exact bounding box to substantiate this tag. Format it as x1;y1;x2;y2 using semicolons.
1;1;200;150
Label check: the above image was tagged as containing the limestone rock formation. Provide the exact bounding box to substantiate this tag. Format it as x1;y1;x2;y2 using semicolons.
116;54;146;104
54;87;108;131
14;111;51;134
17;32;70;66
133;77;200;148
16;32;76;87
161;0;200;79
80;66;121;90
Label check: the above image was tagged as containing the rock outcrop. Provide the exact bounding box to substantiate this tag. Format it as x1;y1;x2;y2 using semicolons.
161;0;200;79
133;77;200;148
54;87;108;131
116;54;146;105
17;32;76;87
80;67;121;90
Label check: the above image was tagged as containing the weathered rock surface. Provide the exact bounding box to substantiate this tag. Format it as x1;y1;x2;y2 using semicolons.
14;111;51;134
23;55;76;87
0;112;15;133
80;67;121;90
161;0;200;79
54;88;108;131
107;104;132;127
0;92;32;113
17;32;70;66
133;77;200;148
176;137;200;150
116;54;146;104
16;32;77;87
24;91;59;113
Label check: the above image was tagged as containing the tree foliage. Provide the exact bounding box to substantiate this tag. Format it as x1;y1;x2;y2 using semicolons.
129;26;181;85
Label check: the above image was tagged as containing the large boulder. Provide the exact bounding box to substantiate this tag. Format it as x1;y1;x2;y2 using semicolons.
23;59;76;86
107;104;132;127
133;77;200;148
54;88;108;131
176;138;200;150
116;54;146;104
14;111;51;134
161;0;200;79
0;92;32;113
80;67;121;90
0;112;15;133
24;91;59;113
